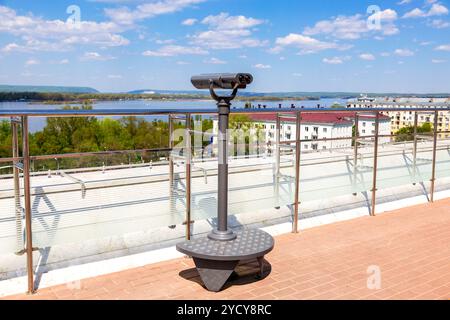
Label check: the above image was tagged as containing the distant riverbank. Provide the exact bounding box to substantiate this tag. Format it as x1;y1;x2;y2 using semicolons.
0;91;321;103
0;98;348;133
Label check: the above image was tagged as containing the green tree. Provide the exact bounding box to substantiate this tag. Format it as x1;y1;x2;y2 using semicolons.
395;122;433;142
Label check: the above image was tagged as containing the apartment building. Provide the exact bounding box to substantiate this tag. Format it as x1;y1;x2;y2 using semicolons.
347;96;450;136
212;112;391;154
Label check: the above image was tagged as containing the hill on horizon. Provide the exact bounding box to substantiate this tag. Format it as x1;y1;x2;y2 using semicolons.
127;89;450;99
0;85;99;94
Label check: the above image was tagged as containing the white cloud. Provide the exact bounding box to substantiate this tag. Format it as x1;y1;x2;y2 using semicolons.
1;43;20;52
190;13;267;49
303;10;398;40
105;0;206;25
25;59;39;66
201;12;264;30
404;8;427;18
81;51;116;61
435;44;450;51
155;39;176;44
394;48;415;56
176;61;190;65
107;74;122;79
398;0;412;5
182;18;198;26
323;56;351;64
203;57;226;64
359;53;376;61
0;5;129;52
380;52;391;57
142;45;208;56
273;33;346;55
253;63;271;69
432;59;446;63
404;3;449;18
428;3;449;16
57;59;69;64
428;19;450;28
292;73;303;77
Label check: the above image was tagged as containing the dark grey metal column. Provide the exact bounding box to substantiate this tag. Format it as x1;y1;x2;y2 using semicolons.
209;98;237;241
178;73;273;292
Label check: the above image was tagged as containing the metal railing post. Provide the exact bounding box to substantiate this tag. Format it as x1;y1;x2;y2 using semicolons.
293;112;301;233
168;115;175;219
275;113;281;208
430;110;439;202
11;118;23;253
353;113;359;196
370;112;380;216
412;112;418;185
22;116;34;294
185;113;192;240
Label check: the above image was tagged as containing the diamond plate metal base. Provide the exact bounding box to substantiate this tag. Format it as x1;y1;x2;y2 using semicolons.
193;258;239;292
177;229;274;292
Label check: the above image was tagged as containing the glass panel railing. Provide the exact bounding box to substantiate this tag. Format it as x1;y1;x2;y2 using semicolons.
191;127;296;221
435;135;450;180
299;140;372;202
0;161;24;254
30;151;186;248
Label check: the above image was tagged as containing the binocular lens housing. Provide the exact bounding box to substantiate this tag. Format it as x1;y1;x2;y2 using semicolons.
191;73;253;90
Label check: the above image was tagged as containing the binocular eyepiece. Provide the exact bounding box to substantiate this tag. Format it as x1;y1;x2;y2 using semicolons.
191;73;253;90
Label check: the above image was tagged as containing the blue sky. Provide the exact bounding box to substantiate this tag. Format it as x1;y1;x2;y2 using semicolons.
0;0;449;93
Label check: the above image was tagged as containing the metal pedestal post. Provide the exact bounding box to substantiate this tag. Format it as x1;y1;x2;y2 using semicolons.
208;98;236;242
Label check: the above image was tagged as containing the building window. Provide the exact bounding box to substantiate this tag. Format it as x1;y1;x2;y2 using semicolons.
286;134;291;140
362;129;366;134
363;122;366;127
323;128;327;133
287;126;291;130
305;127;309;132
271;125;275;129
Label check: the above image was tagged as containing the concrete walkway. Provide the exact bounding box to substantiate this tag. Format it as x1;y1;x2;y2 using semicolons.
4;198;450;300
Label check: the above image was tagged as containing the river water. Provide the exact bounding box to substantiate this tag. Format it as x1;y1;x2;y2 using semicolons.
0;98;348;132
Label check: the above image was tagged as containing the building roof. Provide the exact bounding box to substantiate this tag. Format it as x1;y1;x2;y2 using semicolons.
248;112;389;125
348;96;450;107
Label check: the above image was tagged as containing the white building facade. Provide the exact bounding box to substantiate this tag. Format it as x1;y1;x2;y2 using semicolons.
211;112;391;155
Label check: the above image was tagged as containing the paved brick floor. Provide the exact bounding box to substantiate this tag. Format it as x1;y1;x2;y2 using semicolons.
4;199;450;300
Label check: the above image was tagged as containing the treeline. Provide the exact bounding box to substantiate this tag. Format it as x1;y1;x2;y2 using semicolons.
0;92;210;102
0;105;214;171
0;91;318;103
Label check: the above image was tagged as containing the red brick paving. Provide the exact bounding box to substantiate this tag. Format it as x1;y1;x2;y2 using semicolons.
4;199;450;300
